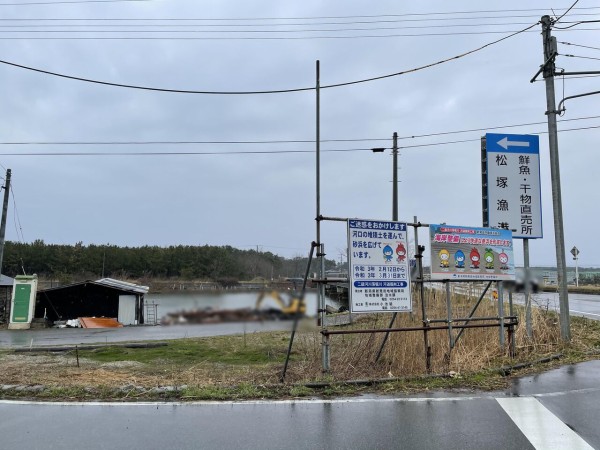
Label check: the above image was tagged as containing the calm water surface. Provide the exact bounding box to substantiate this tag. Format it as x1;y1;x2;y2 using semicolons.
145;291;340;320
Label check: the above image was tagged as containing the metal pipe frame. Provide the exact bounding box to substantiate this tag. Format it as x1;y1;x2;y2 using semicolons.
429;316;517;324
280;241;317;382
322;320;518;336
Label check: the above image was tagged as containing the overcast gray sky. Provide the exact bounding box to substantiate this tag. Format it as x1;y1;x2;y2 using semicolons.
0;0;598;268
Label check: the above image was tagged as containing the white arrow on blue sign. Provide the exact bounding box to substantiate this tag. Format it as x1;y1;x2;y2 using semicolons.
484;133;543;239
487;133;539;154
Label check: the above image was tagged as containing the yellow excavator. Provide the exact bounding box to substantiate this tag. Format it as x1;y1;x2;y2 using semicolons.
255;290;306;319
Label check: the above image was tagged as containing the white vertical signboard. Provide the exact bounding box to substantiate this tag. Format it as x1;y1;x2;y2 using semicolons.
485;133;542;239
348;219;412;313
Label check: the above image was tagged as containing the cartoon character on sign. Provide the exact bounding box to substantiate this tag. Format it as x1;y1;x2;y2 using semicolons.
383;245;394;263
484;248;495;270
439;249;450;268
470;248;480;269
396;243;407;263
454;250;466;269
499;251;509;270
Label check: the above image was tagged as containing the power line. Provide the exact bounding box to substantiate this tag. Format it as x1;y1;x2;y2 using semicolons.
554;19;600;30
1;26;598;40
563;53;600;61
2;7;598;21
555;0;581;23
0;16;576;26
0;22;538;94
9;190;25;245
0;18;567;28
2;114;599;146
0;22;544;34
0;15;597;28
0;30;554;40
324;23;537;89
559;41;600;51
0;123;597;156
558;73;600;79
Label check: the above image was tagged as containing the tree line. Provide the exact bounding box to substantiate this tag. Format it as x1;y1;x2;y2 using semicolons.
2;240;338;283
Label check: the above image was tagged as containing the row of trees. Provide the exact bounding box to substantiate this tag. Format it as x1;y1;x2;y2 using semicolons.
2;240;338;282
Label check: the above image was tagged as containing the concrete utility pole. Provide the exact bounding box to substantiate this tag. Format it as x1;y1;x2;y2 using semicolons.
0;169;11;276
392;132;398;221
541;15;570;341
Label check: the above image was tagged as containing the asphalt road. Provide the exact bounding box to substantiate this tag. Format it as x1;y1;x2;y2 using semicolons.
524;291;600;320
1;360;599;449
0;321;295;349
1;290;599;350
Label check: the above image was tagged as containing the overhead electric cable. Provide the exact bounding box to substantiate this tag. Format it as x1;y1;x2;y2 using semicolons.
0;18;575;28
0;22;538;94
0;22;542;34
554;19;600;29
559;41;600;51
563;53;600;61
555;0;581;23
9;189;25;244
2;6;598;21
0;29;556;40
2;114;598;145
0;123;598;156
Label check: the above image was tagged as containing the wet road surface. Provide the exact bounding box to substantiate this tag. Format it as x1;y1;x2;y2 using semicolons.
0;321;294;348
1;360;599;449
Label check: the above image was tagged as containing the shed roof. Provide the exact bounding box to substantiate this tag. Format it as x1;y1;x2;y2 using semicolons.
96;278;149;294
39;278;149;295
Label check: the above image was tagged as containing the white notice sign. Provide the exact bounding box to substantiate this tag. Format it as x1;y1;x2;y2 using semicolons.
348;219;412;313
485;133;542;239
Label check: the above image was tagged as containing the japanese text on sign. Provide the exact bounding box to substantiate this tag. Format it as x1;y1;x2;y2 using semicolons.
348;219;412;313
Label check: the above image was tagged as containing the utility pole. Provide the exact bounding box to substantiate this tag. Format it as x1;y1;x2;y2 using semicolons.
0;169;11;277
541;15;570;341
392;132;398;221
0;169;10;274
374;132;400;362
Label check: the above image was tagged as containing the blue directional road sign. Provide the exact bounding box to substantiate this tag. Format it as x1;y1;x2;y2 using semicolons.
486;133;539;154
484;133;542;239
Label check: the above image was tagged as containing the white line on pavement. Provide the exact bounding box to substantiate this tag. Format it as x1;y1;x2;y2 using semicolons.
496;397;593;450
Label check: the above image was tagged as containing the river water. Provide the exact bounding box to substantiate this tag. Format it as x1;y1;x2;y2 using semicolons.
145;291;340;320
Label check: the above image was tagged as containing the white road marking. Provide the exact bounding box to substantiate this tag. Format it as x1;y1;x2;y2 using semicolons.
496;397;593;450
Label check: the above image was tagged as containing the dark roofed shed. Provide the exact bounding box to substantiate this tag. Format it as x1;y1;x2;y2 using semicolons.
35;278;148;325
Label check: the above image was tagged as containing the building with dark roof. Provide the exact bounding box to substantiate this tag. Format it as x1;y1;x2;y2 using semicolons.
35;278;149;325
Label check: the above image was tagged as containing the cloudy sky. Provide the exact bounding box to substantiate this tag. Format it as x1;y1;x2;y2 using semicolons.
0;0;598;268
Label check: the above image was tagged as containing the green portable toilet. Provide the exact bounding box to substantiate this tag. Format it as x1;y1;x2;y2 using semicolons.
8;275;38;330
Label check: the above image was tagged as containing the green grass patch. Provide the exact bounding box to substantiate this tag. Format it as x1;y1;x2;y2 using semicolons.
79;333;289;367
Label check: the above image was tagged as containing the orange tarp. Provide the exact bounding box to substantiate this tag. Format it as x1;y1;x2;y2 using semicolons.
79;317;123;328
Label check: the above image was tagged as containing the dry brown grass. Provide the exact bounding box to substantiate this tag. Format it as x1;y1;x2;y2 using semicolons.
1;286;598;393
284;286;567;382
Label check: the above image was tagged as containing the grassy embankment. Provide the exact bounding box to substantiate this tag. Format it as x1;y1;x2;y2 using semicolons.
540;284;600;295
1;287;600;401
